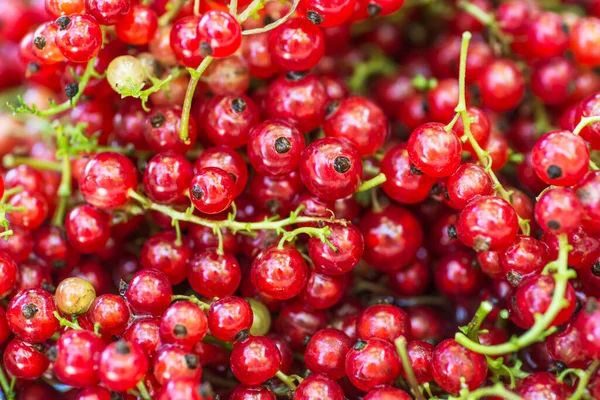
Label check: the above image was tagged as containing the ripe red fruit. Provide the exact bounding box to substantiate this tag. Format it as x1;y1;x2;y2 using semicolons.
99;340;148;392
65;205;111;254
85;0;130;25
407;122;462;178
345;338;401;391
55;14;102;63
305;328;352;379
230;336;281;385
54;329;104;387
189;167;235;214
357;304;411;342
251;245;309;300
197;10;242;58
269;17;325;71
532;130;590;186
431;339;487;394
4;339;49;380
6;288;59;343
208;297;253;342
160;301;208;350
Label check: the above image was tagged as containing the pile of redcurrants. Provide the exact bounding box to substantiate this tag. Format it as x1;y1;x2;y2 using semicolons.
2;0;600;398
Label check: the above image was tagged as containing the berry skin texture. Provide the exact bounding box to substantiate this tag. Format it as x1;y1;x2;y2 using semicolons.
230;385;276;400
407;122;462;178
202;94;260;149
364;386;412;400
115;4;157;45
299;137;363;201
531;130;590;187
141;231;191;285
79;152;138;211
516;372;569;399
535;188;583;235
294;374;345;400
251;245;309;300
65;205;111;254
153;345;203;385
156;378;205;400
187;249;241;298
305;328;352;379
122;317;161;363
194;145;249;197
324;97;388;156
575;299;600;359
6;288;60;343
431;339;488;394
99;341;148;392
0;252;17;297
3;339;49;380
55;14;102;63
88;294;130;336
197;10;242;58
308;223;364;276
456;196;519;252
434;251;482;297
143;151;193;205
345;338;401;392
84;0;130;25
269;18;325;72
298;0;356;28
32;22;66;64
208;297;253;342
125;269;173;317
55;277;96;316
478;59;525;112
170;16;203;68
357;304;411;342
230;336;281;385
570;17;600;67
189;167;235;214
444;163;494;210
160;301;207;350
575;171;600;234
53;329;104;387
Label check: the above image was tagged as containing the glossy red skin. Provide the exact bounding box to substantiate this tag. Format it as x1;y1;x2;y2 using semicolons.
571;17;600;67
194;145;248;197
203;94;260;148
496;0;531;34
140;231;191;284
5;165;44;194
456;196;519;252
33;225;79;270
399;340;433;384
65;205;111;254
125;269;173;316
499;236;548;278
247;119;305;177
515;274;576;329
434;250;482;297
85;0;130;25
190;223;238;254
122;317;161;363
299;270;345;310
207;297;253;342
453;107;490;155
6;288;59;342
160;301;207;350
426;79;460;123
431;339;487;394
535;188;583;235
324;96;388;156
478;59;525;112
276;302;327;349
388;259;431;297
156;378;204;400
294;374;344;400
299;137;362;201
345;338;401;392
358;206;423;272
249;171;304;216
3;339;49;380
55;14;102;62
575;299;600;359
115;4;157;45
516;372;569;399
357;304;411;342
0;251;17;297
298;0;355;27
266;73;328;132
531;58;577;106
143;151;193;205
269;335;293;373
532;131;589;186
305;328;351;380
170;16;204;68
407;122;462;178
487;133;510;171
294;191;334;227
74;385;112;400
308;223;364;276
144;106;197;154
526;12;569;59
381;143;436;204
197;10;242;58
543;227;600;271
575;171;600;234
364;386;411;400
99;341;148;392
577;92;600;149
189;167;235;214
230;336;281;385
445;163;493;210
242;32;280;79
7;191;48;231
188;249;241;298
31;22;65;64
251;246;308;300
546;323;588;367
269;17;324;71
79;152;138;210
230;385;276;400
88;294;130;336
54;330;104;387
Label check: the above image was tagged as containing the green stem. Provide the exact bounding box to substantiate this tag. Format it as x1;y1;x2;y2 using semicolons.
348;51;396;94
453;31;529;235
568;361;600;400
357;173;387;192
395;336;426;400
0;364;14;400
52;153;72;227
229;0;238;15
573;115;600;136
171;295;211;311
453;383;521;400
53;311;82;331
275;371;297;390
179;56;214;143
591;160;600;171
136;380;151;400
455;234;574;356
241;0;301;34
277;225;334;250
2;155;62;171
463;301;493;342
158;0;185;26
128;190;339;236
202;335;234;351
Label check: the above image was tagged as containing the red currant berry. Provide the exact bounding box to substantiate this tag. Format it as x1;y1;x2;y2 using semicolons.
6;288;59;342
141;231;191;285
160;301;207;349
124;269;173;316
305;328;352;380
431;339;487;394
55;14;102;63
364;386;411;400
143;151;193;205
0;252;17;297
434;250;482;297
298;0;355;28
207;297;253;342
532;130;590;186
407;122;462;178
197;10;241;58
32;22;66;64
230;385;276;400
500;236;548;279
202;95;260;148
122;317;161;363
188;249;241;298
444;163;493;210
230;335;281;385
357;304;410;342
46;0;85;17
115;4;157;45
294;374;345;400
7;191;48;231
345;338;401;391
4;339;49;380
189;167;235;214
478;59;525;112
251;245;309;300
99;340;148;392
65;205;111;254
571;17;600;67
299;270;345;310
170;16;204;68
535;188;583;235
526;12;569;59
85;0;130;25
269;17;325;71
54;329;104;387
308;223;364;276
88;294;130;336
145;106;197;153
516;372;569;399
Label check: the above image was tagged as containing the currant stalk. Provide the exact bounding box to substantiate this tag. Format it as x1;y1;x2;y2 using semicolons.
452;31;530;236
158;0;185;26
136;380;151;400
450;383;521;400
572;115;600;136
0;364;15;400
567;361;600;400
458;0;511;54
53;311;83;331
171;294;210;311
455;234;574;356
394;336;426;400
52;124;72;226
